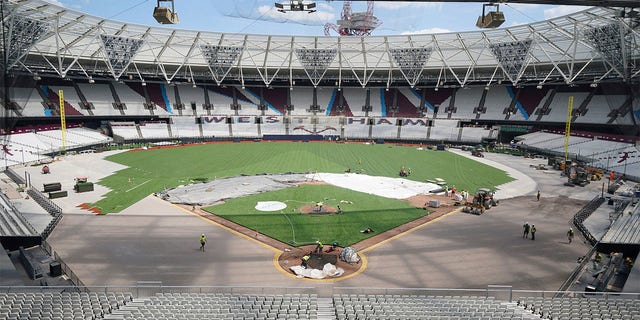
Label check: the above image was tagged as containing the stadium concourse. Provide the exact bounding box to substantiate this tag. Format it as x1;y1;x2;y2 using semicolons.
1;144;597;291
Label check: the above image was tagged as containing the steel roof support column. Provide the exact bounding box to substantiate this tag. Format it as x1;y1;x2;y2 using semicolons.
384;36;392;89
457;33;480;86
170;32;201;82
260;35;272;86
359;36;368;87
432;34;462;86
288;36;294;88
54;15;97;79
337;37;342;89
239;34;248;88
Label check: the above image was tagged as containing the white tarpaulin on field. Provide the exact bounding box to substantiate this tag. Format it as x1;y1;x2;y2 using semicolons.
306;173;441;199
289;263;345;279
339;247;360;263
255;201;287;211
162;172;442;206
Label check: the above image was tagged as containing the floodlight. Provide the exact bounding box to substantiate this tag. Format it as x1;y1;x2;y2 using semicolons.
154;0;179;24
274;1;317;13
476;4;505;29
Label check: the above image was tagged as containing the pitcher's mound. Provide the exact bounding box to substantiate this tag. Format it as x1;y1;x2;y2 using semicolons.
300;204;337;215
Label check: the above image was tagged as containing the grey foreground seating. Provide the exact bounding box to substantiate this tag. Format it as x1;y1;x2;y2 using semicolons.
5;291;639;320
105;293;318;320
0;292;132;320
332;294;541;320
518;297;640;320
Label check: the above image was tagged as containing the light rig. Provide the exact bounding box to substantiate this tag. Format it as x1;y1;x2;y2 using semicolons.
275;0;317;13
153;0;179;24
152;1;589;32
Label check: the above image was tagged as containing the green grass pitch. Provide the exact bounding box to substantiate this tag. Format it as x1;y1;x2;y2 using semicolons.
204;184;427;247
91;142;513;245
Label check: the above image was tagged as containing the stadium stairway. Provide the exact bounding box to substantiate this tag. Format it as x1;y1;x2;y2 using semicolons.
317;297;337;320
0;191;38;237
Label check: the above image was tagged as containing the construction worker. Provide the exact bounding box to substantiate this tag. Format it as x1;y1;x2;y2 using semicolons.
530;225;536;240
523;222;530;239
536;190;541;201
567;228;575;244
301;254;310;268
199;234;207;252
314;241;323;254
326;242;339;253
595;252;602;263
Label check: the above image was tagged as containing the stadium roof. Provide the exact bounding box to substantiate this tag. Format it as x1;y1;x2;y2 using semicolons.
2;0;639;88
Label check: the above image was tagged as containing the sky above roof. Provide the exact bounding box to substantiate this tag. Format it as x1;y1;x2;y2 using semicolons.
46;0;590;36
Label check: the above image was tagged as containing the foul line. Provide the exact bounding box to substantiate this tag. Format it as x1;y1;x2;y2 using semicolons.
126;179;151;193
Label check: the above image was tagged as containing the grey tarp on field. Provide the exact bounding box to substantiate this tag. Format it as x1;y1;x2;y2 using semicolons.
157;173;309;206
